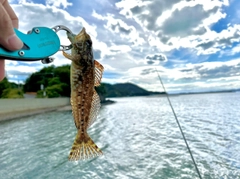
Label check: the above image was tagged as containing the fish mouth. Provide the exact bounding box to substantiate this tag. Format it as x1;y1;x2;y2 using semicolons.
78;27;86;36
75;27;91;42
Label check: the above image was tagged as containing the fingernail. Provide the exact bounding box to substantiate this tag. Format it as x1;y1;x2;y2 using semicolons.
7;34;23;50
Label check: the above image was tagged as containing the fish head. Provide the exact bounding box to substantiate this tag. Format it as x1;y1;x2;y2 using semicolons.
67;27;93;64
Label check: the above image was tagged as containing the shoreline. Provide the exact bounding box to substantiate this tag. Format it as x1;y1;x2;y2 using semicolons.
0;98;70;122
0;98;115;122
0;105;74;122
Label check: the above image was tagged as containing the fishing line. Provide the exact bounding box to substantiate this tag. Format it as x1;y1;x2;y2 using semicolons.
155;68;202;179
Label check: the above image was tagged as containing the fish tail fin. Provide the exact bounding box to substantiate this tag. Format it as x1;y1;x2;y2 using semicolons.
68;131;103;161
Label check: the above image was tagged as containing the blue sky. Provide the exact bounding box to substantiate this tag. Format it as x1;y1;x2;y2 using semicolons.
6;0;240;93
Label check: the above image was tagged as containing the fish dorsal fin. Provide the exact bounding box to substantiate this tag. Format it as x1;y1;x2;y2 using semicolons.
87;90;101;128
94;60;104;87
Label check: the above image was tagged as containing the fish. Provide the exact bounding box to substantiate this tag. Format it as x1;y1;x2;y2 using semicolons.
62;27;104;161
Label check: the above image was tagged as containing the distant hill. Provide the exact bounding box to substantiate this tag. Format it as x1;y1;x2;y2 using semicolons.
101;82;164;97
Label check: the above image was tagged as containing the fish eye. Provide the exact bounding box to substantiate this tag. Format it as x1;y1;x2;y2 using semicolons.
86;40;92;47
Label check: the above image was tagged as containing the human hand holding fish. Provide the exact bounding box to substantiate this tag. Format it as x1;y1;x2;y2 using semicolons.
0;24;104;161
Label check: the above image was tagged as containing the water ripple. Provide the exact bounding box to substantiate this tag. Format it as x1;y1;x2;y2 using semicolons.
0;93;240;178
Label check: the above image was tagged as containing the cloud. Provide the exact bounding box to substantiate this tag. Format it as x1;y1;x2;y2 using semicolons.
114;57;240;92
158;4;216;37
45;0;72;9
224;44;240;56
196;41;216;50
92;11;145;46
110;22;131;35
4;0;240;94
165;59;240;83
13;2;95;35
140;68;155;75
145;54;167;65
5;61;40;82
116;0;238;56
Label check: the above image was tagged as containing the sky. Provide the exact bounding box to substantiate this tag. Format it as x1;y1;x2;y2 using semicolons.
5;0;240;93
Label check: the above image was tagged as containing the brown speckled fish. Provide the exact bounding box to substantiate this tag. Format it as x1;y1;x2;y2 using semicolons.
62;27;104;161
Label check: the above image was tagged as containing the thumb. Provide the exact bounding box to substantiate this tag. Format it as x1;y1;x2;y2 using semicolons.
0;60;5;81
0;6;23;51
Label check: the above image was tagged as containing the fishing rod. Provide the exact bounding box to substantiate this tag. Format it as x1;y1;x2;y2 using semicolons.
155;68;202;179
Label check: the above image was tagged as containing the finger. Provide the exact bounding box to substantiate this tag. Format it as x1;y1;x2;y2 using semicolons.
0;59;5;81
3;0;18;28
0;4;22;51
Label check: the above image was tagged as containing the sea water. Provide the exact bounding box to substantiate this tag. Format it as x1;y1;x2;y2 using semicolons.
0;93;240;179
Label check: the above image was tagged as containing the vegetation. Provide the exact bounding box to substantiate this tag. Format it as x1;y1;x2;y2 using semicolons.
102;82;163;97
0;78;10;96
1;88;24;98
24;65;71;98
0;77;24;98
37;83;69;98
23;65;106;99
1;65;162;100
95;83;107;101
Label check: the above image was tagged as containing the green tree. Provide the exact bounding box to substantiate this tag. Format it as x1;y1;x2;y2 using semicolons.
96;83;107;102
48;77;61;86
0;77;10;97
24;66;55;92
24;72;43;92
54;65;70;86
24;65;71;97
37;83;69;98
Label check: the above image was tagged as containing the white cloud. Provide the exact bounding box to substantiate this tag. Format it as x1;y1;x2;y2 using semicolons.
6;63;39;75
225;44;240;56
4;0;240;94
116;0;237;56
92;11;145;46
109;45;131;53
92;10;105;20
109;57;240;92
13;2;96;36
45;0;72;9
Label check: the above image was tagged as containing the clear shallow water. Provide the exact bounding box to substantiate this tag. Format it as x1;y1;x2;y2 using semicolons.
0;93;240;179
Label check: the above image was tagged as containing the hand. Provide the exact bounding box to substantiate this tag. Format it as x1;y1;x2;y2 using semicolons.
0;0;23;81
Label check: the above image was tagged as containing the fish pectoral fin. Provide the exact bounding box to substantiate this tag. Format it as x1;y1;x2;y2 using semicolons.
68;132;103;161
62;51;73;60
62;51;81;61
94;60;104;86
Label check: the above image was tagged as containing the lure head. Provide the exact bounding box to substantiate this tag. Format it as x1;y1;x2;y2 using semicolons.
67;27;93;64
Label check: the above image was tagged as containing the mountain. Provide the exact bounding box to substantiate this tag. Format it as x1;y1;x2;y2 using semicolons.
100;82;164;97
